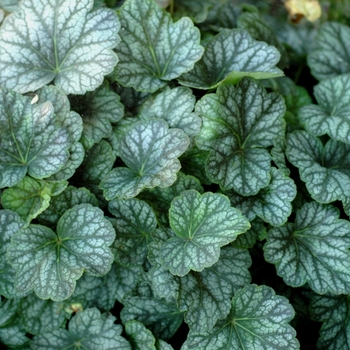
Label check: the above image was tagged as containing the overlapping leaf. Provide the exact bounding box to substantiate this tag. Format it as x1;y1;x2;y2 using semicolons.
227;168;296;226
108;198;157;266
308;22;350;81
114;0;204;92
183;284;299;350
31;308;131;350
100;118;189;200
0;89;71;188
0;210;25;298
310;293;350;349
124;320;157;350
160;190;250;276
298;74;350;144
178;29;283;90
286;130;350;203
195;78;286;195
0;0;120;94
1;177;68;223
139;86;201;137
8;204;116;301
264;202;350;294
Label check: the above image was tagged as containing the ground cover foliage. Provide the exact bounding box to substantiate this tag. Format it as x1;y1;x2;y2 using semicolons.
1;0;350;348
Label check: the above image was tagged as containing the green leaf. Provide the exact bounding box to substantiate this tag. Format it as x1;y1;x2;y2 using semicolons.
139;86;201;137
178;29;283;90
38;186;98;226
308;22;350;81
0;0;120;94
125;320;156;350
160;190;250;276
114;0;204;92
0;0;19;12
100;118;189;200
183;284;299;350
0;89;71;188
264;202;350;294
31;308;131;350
231;218;267;249
1;177;68;223
298;74;350;144
18;294;68;335
8;204;116;301
205;2;240;31
173;0;215;23
139;172;203;226
310;293;350;350
176;246;251;332
227;168;296;226
286;130;350;203
121;296;183;340
108;198;157;266
0;210;25;299
195;78;286;195
70;83;124;149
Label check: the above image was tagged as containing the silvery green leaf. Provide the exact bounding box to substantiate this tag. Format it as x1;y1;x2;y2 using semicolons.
271;137;290;176
156;339;174;350
308;22;350;81
178;29;283;90
264;202;350;294
38;186;98;226
310;293;350;349
0;0;19;12
114;0;204;92
227;168;296;226
0;210;25;298
176;246;251;332
108;198;157;266
0;0;120;94
0;89;71;188
173;0;214;23
298;74;350;144
125;320;156;350
121;296;183;340
19;294;68;335
1;177;68;223
183;284;299;350
139;86;201;137
205;2;240;31
8;204;115;301
31;308;131;350
232;218;267;249
100;119;190;200
115;86;150;117
140;172;203;226
70;83;124;149
195;78;286;195
160;190;250;276
286;130;350;203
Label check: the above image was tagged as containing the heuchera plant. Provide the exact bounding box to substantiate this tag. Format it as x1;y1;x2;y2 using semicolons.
1;0;350;348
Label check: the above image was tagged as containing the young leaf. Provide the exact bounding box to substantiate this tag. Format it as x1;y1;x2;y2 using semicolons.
264;202;350;294
178;29;283;90
38;186;98;226
8;204;116;301
310;293;350;349
31;308;131;350
286;130;350;203
114;0;204;92
183;284;298;350
160;190;250;276
100;119;190;200
308;22;350;80
195;78;286;195
108;198;157;266
139;86;201;137
0;89;71;188
121;296;183;340
227;168;297;226
70;83;124;149
0;210;25;298
298;74;350;144
1;177;68;223
124;320;156;350
0;0;120;94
